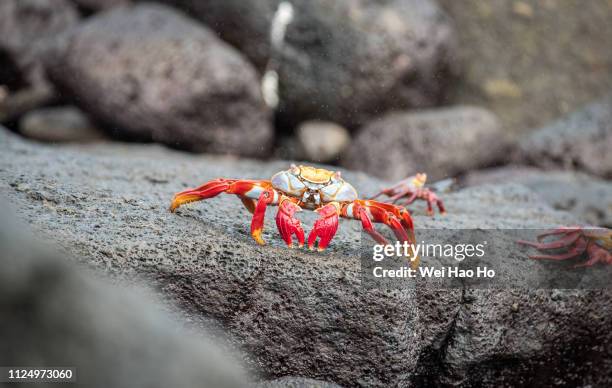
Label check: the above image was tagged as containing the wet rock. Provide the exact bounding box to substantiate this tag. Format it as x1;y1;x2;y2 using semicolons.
44;3;273;157
518;96;612;179
297;121;350;163
20;106;106;143
438;0;612;135
342;106;509;181
0;208;247;388
159;0;458;128
254;377;343;388
0;0;79;121
463;167;612;228
5;129;612;387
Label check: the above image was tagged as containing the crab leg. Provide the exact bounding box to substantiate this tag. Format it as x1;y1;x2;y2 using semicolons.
527;237;588;261
342;200;419;267
308;202;340;251
169;178;279;245
517;230;582;250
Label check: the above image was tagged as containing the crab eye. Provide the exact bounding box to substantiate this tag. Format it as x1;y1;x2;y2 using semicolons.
290;164;300;175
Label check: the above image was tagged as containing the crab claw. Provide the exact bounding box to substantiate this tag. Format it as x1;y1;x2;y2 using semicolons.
308;203;340;251
275;198;305;248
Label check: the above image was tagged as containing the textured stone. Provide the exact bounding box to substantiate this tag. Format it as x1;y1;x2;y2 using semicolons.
0;207;247;388
44;4;272;156
342;106;509;181
254;377;343;388
5;128;611;386
463;167;612;228
518;96;612;179
158;0;458;128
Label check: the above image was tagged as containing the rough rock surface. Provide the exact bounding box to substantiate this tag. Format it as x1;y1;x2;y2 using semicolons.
518;96;612;179
158;0;458;128
0;208;247;388
254;377;343;388
3;128;612;387
20;106;106;143
342;106;509;181
463;167;612;228
438;0;612;135
44;3;272;156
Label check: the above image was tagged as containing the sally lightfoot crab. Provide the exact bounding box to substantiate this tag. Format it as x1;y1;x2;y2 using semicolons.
370;173;446;216
517;226;612;268
170;165;416;254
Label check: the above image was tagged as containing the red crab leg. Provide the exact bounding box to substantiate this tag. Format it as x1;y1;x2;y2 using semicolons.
534;226;583;242
276;196;305;248
573;242;612;268
169;178;278;245
517;230;582;250
528;237;588;261
250;187;277;245
308;202;340;251
169;179;273;211
342;200;419;267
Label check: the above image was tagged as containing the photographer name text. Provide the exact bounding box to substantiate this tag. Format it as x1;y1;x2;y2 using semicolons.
372;266;495;279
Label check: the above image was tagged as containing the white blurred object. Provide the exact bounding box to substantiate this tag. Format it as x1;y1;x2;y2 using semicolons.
262;1;294;109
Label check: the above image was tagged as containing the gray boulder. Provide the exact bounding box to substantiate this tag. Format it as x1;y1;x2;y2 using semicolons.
0;0;79;121
0;207;247;388
158;0;458;128
4;128;611;387
44;3;273;156
342;106;510;181
519;96;612;179
463;167;612;228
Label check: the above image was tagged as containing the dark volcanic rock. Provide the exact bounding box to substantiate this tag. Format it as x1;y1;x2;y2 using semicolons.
4;128;612;386
342;106;509;181
158;0;458;128
518;96;612;179
0;208;247;387
463;167;612;228
44;3;272;156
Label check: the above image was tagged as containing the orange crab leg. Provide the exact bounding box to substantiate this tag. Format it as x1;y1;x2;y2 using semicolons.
251;187;277;245
308;202;340;251
169;178;278;245
169;179;273;211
